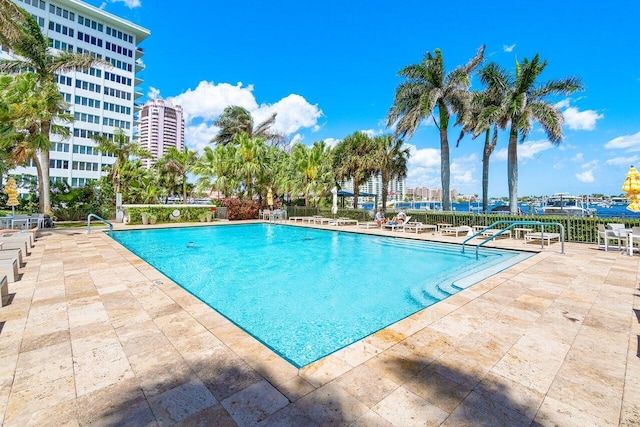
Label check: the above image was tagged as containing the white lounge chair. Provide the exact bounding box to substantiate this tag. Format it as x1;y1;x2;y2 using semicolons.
441;225;473;237
383;216;412;232
0;257;18;282
357;221;378;229
0;274;8;306
404;222;437;234
480;228;511;239
524;232;561;245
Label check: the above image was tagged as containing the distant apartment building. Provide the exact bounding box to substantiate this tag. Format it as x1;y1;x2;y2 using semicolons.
137;99;185;168
1;0;149;191
341;174;406;207
406;187;458;201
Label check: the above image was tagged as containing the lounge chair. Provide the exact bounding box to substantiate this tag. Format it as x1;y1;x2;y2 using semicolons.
441;225;473;237
357;221;379;229
331;218;358;226
404;222;437;234
0;235;31;256
0;274;8;306
0;257;18;282
524;232;561;245
383;216;412;232
479;228;511;239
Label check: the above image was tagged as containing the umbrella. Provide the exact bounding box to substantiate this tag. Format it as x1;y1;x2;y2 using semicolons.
331;186;338;215
622;166;640;212
3;177;19;216
266;187;273;207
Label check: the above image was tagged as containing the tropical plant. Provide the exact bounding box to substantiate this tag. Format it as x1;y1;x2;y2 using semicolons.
211;105;283;146
0;0;26;47
234;132;266;198
193;144;239;198
0;9;107;213
93;128;151;195
291;141;333;206
496;55;582;212
372;134;410;210
0;73;71;213
332;131;378;209
457;62;509;212
156;146;198;203
387;46;484;210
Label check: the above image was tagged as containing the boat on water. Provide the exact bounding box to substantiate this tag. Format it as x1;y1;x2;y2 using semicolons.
539;193;596;217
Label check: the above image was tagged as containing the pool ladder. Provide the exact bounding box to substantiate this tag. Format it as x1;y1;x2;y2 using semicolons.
462;220;565;258
87;214;113;234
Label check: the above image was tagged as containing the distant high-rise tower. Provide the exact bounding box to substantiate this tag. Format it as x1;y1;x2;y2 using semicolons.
138;99;185;168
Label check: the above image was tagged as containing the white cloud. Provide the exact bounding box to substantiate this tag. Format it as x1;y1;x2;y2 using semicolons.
110;0;141;8
405;144;441;188
253;94;323;136
553;162;564;170
581;160;598;169
493;139;554;161
147;86;160;100
167;81;322;154
575;170;595;183
604;131;640;151
451;154;478;187
503;44;516;52
360;129;384;138
571;152;583;162
605;155;640;166
562;107;603;131
324;138;341;148
554;99;570;109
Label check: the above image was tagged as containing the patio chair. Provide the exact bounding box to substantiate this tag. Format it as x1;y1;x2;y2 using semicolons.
383;215;412;232
404;222;437;234
598;223;628;251
440;225;473;237
629;226;640;256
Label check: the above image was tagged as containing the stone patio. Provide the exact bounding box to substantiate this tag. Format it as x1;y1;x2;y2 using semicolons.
0;221;638;426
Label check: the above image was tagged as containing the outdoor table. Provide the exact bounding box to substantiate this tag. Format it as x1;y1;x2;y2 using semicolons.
513;227;533;239
11;218;29;230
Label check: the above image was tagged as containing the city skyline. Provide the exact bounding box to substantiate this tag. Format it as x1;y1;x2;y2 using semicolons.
78;1;639;197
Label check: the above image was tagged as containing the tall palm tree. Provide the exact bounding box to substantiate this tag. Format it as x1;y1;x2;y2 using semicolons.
387;46;484;210
457;62;509;212
332;131;377;209
0;73;71;211
0;9;107;213
497;55;582;213
156;146;198;203
193;144;239;198
372;134;410;210
0;0;25;47
93;128;151;195
234;132;266;198
211;105;284;146
291;141;333;207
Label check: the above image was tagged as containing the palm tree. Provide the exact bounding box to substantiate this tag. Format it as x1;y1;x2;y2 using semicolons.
211;105;284;146
498;55;582;213
93;128;151;195
0;0;26;47
291;141;333;206
0;9;107;214
372;135;410;210
0;73;71;211
457;62;509;212
193;144;239;198
332;132;377;209
387;46;485;210
234;132;266;198
156;146;198;203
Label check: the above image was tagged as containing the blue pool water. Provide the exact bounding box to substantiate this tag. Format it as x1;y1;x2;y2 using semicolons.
109;224;532;367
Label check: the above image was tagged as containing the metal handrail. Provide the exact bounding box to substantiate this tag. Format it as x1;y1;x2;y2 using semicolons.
462;220;565;258
87;214;113;234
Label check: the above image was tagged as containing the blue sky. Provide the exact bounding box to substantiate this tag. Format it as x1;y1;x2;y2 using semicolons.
89;0;640;197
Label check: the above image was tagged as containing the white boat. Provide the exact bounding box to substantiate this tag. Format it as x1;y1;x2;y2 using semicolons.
540;193;596;217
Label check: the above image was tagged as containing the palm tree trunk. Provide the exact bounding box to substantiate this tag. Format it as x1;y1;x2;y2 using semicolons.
439;127;450;211
32;153;44;213
482;130;491;213
182;173;187;203
381;173;388;211
508;126;519;214
39;118;52;214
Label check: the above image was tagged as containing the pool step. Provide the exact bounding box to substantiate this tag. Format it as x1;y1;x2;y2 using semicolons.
437;282;462;295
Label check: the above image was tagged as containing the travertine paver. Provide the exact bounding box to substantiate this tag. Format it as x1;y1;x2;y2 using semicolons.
0;222;638;426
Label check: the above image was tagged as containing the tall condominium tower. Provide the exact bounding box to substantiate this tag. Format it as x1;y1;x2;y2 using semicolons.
138;99;184;168
2;0;150;190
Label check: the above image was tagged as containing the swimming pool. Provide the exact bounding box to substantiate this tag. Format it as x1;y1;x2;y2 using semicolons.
109;224;532;367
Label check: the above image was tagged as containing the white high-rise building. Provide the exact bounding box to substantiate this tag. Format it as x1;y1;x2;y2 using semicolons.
2;0;150;191
138;99;184;168
341;174;406;207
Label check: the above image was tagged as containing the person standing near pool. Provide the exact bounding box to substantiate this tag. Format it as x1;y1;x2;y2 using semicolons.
374;209;386;228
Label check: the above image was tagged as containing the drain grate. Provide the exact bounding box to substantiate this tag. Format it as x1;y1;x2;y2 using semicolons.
152;280;164;285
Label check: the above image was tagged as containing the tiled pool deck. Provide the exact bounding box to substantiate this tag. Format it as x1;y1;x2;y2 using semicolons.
0;221;638;426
